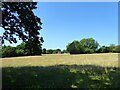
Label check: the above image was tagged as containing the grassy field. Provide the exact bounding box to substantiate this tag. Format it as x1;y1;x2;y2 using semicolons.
1;53;120;89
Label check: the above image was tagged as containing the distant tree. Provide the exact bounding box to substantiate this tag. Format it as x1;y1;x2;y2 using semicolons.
116;45;120;53
80;38;99;53
66;38;99;54
46;49;53;54
2;46;17;57
56;49;61;52
53;49;61;54
118;45;120;53
61;50;68;54
16;43;26;50
109;44;117;53
67;40;84;54
97;46;110;53
104;46;110;53
42;48;46;54
16;43;26;56
1;2;43;55
53;50;57;54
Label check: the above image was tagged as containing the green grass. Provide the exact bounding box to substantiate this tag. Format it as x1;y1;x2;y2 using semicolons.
2;53;120;89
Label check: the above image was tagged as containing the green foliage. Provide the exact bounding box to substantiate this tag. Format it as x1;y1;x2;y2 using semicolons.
16;43;26;56
61;50;68;53
25;38;43;55
2;2;42;44
2;46;17;57
2;2;43;55
42;48;46;54
97;46;110;53
96;45;120;53
2;41;43;58
16;49;25;56
46;49;62;54
84;48;94;54
53;49;61;54
2;38;119;58
46;49;53;54
80;38;99;53
109;44;116;53
67;40;84;54
67;38;119;54
116;45;120;53
67;38;99;54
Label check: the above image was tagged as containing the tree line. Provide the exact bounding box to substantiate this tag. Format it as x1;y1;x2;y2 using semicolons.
67;38;120;54
1;38;120;58
1;42;43;58
1;43;67;58
42;48;68;54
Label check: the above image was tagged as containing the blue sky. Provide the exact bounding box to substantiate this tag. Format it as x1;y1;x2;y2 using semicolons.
1;2;118;50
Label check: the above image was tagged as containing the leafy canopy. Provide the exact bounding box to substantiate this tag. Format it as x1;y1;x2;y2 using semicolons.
1;2;44;55
67;38;99;54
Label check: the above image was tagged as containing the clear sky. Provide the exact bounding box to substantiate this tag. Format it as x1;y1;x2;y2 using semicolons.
1;2;118;50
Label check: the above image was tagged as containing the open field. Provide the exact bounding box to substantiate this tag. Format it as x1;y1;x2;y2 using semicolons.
2;53;120;88
2;53;119;67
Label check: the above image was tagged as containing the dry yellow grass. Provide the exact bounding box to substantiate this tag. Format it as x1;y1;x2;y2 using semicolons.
1;53;119;67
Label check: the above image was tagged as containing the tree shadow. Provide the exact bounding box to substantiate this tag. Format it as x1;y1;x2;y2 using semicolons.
2;64;120;89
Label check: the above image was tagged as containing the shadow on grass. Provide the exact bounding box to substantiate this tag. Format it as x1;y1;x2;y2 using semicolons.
2;65;120;89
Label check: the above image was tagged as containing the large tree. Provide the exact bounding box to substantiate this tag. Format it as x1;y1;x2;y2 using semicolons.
1;2;43;55
80;38;99;53
67;38;99;54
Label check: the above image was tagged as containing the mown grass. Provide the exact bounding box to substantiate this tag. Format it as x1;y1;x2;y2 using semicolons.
2;53;120;89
